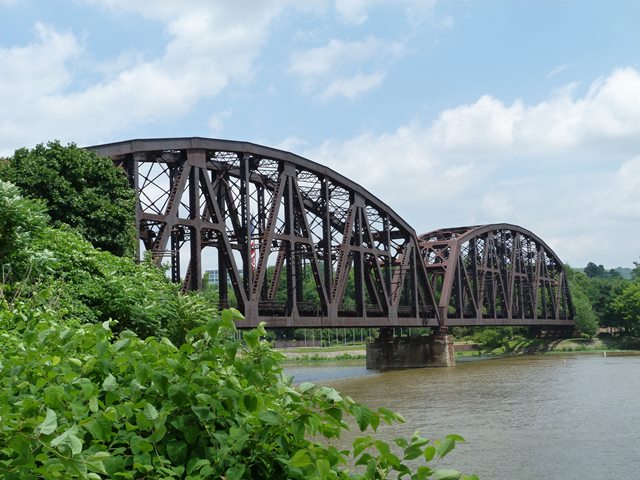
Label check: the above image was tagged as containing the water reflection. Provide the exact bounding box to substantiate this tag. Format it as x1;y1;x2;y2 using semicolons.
284;363;376;384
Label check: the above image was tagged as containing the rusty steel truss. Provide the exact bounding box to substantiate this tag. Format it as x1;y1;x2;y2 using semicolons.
89;138;438;329
419;224;574;327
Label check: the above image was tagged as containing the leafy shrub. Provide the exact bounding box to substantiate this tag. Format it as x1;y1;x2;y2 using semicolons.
472;327;513;353
0;181;50;279
0;180;210;343
0;301;475;479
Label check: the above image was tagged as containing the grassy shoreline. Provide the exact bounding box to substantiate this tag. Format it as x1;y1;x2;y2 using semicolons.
278;335;640;364
505;335;640;354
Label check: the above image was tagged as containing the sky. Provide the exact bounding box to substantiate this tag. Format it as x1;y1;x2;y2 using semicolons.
1;0;639;268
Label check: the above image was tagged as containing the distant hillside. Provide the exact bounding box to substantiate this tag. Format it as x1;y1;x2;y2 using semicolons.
575;265;634;279
614;267;634;279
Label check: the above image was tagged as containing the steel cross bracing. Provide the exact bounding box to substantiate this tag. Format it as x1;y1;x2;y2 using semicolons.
419;224;574;327
89;138;438;329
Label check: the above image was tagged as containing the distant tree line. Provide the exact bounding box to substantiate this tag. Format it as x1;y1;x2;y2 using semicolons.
568;261;640;337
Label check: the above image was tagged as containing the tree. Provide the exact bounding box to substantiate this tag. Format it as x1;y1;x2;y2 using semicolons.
584;262;605;278
570;287;599;337
472;327;514;353
612;282;640;335
0;141;136;257
633;260;640;280
567;265;628;331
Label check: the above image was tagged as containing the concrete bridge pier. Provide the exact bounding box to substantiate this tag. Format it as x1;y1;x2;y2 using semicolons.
366;329;455;370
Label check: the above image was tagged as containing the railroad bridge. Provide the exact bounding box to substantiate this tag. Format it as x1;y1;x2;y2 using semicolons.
89;138;574;367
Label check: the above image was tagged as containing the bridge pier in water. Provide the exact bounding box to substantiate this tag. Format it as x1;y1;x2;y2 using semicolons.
366;329;455;370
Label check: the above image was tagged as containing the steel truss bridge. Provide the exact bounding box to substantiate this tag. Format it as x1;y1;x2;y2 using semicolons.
89;138;574;330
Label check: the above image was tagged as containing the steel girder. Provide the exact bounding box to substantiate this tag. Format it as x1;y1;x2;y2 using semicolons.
419;224;575;327
88;138;438;329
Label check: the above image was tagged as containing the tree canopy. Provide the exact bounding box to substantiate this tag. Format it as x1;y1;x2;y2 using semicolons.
0;141;135;257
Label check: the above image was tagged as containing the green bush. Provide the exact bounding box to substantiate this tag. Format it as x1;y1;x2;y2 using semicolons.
0;180;210;344
0;299;475;479
472;327;513;353
0;181;50;279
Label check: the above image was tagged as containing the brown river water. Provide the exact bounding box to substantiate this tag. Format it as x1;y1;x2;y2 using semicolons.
285;353;640;479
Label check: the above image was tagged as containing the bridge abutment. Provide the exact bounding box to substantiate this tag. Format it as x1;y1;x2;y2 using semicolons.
366;333;455;370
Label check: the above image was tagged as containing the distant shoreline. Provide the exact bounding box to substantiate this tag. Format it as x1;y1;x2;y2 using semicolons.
278;336;640;364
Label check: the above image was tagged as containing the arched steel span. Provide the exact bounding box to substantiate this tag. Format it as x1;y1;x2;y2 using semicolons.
419;224;574;327
88;137;439;329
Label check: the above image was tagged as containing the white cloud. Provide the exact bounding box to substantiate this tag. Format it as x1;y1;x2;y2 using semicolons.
319;71;385;100
480;192;516;219
0;23;81;100
334;0;437;25
0;1;291;154
289;37;403;77
207;110;232;133
303;68;640;266
94;50;145;79
422;68;640;156
0;0;437;154
334;0;370;24
428;95;524;154
600;156;640;220
289;37;404;100
546;63;574;79
0;23;83;151
275;136;309;153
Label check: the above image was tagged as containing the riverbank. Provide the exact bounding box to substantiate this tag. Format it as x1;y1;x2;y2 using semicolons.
277;345;366;362
277;335;640;364
506;335;640;354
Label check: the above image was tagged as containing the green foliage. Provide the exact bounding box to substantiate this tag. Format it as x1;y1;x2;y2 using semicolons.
32;227;173;339
40;226;213;343
583;262;622;280
566;265;629;332
633;261;640;281
0;299;474;479
472;327;513;353
612;281;640;336
0;141;135;257
0;180;209;344
569;285;598;338
0;181;50;277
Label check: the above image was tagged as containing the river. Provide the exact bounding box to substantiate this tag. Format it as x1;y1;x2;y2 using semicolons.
285;353;640;479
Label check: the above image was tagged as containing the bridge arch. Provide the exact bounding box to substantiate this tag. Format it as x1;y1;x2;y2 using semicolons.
419;223;574;326
89;137;438;328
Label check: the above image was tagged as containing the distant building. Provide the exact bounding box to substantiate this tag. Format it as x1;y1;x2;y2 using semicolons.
205;269;220;286
204;269;236;287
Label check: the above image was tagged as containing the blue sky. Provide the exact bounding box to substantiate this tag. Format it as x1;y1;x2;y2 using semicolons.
1;0;640;268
